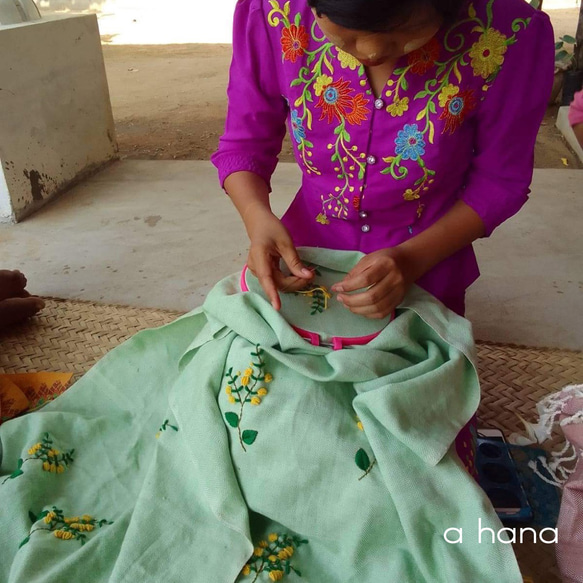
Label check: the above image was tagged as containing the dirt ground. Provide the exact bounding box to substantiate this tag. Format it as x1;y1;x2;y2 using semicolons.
102;44;583;169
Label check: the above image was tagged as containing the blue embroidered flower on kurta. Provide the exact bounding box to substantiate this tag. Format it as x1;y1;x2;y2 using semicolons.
395;124;426;161
291;110;306;143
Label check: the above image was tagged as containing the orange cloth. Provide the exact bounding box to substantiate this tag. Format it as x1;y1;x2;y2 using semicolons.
0;373;73;424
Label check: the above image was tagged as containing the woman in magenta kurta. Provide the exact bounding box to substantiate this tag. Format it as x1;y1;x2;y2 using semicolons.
212;0;554;317
212;0;553;472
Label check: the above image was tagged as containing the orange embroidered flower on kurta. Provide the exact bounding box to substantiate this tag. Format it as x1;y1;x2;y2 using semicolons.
316;78;354;123
281;24;309;63
316;78;369;125
439;89;477;134
345;93;370;125
407;37;440;75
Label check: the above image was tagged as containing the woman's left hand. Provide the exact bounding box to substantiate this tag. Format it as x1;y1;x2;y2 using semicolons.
330;248;416;319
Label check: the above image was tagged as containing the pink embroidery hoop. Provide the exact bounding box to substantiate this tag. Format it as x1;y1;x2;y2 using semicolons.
240;265;394;350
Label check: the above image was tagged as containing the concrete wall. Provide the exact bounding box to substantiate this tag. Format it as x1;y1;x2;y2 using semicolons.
0;14;117;222
40;0;239;44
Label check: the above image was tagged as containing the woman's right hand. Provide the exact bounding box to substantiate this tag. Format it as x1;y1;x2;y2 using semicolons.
245;205;315;310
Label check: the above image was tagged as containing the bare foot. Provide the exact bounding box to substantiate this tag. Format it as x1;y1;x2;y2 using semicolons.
0;270;45;330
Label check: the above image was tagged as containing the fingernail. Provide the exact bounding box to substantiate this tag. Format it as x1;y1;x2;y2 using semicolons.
35;300;45;309
301;268;312;276
333;285;344;292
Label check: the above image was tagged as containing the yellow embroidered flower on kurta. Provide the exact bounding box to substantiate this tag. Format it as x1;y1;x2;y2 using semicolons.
268;533;279;542
438;84;459;108
269;571;284;581
264;373;273;383
258;540;268;548
337;49;360;70
403;188;420;201
228;395;236;404
387;96;409;117
469;29;508;79
241;565;251;576
54;530;74;540
244;368;253;377
241;375;250;387
253;546;263;556
268;554;277;562
42;461;50;471
314;75;333;96
315;213;330;225
47;448;60;457
257;388;268;396
251;397;262;406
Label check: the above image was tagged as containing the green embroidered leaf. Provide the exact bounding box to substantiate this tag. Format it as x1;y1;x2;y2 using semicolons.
333;125;342;135
401;77;409;91
9;469;24;480
414;90;428;100
304;140;314;148
28;511;37;524
224;413;239;428
294;12;301;26
355;448;371;472
242;430;258;445
285;564;291;574
17;458;24;470
39;510;49;519
305;91;313;103
18;536;30;549
294;568;302;576
428;101;436;114
290;78;303;87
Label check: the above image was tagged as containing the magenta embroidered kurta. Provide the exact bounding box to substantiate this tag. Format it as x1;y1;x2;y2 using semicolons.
211;0;554;314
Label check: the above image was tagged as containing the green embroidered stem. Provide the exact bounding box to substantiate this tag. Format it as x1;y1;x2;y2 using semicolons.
358;459;377;481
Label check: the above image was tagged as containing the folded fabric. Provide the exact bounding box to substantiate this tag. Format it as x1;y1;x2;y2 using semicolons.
0;373;73;425
0;248;521;582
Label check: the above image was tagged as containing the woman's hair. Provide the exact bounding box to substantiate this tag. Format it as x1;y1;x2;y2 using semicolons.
306;0;465;32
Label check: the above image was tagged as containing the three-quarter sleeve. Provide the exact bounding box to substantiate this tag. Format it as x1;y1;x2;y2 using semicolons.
211;0;288;191
460;11;555;237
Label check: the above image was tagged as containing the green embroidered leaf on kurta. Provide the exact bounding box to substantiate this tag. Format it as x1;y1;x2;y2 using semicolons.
242;430;258;445
225;412;239;428
355;448;370;472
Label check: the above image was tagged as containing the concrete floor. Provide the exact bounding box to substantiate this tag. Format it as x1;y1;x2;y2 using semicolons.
0;160;581;350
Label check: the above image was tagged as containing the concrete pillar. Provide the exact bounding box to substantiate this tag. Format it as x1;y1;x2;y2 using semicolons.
0;14;118;223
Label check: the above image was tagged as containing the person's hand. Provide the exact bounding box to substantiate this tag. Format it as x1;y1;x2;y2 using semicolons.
245;206;315;310
330;248;416;319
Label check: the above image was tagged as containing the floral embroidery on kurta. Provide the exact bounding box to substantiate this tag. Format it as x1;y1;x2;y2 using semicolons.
268;0;370;224
224;345;273;451
238;532;309;581
266;0;531;226
20;507;113;548
2;433;75;485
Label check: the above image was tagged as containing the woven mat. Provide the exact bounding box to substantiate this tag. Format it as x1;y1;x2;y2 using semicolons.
2;297;583;583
